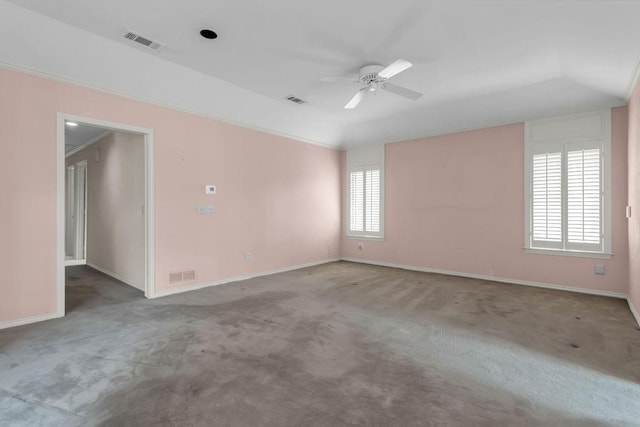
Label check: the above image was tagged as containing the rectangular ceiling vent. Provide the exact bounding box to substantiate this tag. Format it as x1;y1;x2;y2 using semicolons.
285;95;305;105
123;31;164;51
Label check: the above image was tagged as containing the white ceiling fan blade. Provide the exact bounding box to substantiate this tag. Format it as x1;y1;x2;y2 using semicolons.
383;82;422;100
378;59;413;79
345;88;369;109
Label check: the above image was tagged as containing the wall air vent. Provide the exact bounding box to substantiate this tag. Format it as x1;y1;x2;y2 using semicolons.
169;270;197;286
123;31;164;51
285;95;305;105
169;272;183;285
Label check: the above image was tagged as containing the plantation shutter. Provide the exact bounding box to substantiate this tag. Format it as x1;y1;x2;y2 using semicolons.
365;169;381;233
348;167;382;237
531;152;562;248
525;110;610;255
349;171;364;232
346;145;384;238
566;145;602;251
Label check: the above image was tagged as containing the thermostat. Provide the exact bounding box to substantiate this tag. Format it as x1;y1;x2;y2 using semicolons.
205;185;216;194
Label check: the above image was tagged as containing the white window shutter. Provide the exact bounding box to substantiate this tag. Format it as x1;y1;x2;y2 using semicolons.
349;171;364;232
567;148;601;249
348;167;383;238
525;110;610;255
365;169;380;233
531;152;562;245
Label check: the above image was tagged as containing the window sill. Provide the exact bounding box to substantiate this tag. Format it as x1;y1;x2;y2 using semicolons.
524;247;613;259
346;234;384;241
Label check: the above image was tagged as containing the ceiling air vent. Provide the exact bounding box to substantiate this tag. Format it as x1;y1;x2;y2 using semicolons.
285;95;305;105
123;31;164;51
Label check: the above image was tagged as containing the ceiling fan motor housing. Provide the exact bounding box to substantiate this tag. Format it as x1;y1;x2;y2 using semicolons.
359;65;386;91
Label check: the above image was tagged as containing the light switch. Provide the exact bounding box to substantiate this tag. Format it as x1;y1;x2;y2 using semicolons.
205;185;216;194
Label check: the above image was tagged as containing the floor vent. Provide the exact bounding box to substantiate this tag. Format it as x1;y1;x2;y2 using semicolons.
169;270;197;286
285;95;305;105
123;31;164;51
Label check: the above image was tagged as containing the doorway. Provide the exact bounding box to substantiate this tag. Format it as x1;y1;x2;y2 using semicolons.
57;114;156;317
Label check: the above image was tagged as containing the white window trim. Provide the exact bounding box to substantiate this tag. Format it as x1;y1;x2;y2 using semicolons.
524;110;612;257
346;146;385;240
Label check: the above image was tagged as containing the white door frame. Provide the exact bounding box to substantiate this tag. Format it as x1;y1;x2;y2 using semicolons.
57;113;156;317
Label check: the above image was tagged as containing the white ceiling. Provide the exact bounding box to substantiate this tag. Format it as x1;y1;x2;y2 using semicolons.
3;0;640;148
65;123;109;154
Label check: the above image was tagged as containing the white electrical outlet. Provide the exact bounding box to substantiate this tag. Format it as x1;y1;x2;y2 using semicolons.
245;252;252;262
205;185;216;194
595;264;605;275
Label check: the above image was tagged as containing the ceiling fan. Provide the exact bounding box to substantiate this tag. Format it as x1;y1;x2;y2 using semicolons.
321;59;423;109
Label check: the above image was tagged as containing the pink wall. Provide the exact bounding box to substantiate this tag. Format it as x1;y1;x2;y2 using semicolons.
1;63;633;327
0;67;342;323
342;109;629;294
629;77;640;317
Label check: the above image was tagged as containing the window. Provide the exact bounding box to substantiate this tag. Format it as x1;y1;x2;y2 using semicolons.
525;110;611;256
349;168;381;236
347;146;384;238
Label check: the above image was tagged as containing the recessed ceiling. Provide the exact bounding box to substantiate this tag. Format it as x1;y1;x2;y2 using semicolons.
3;0;640;147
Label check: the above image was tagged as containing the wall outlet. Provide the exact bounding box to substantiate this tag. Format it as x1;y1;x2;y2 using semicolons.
205;184;216;194
245;252;252;262
595;264;605;275
358;242;364;250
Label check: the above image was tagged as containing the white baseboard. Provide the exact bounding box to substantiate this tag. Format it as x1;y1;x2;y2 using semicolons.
628;298;640;328
0;312;61;331
86;262;144;292
153;258;341;298
65;259;86;267
341;257;629;300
